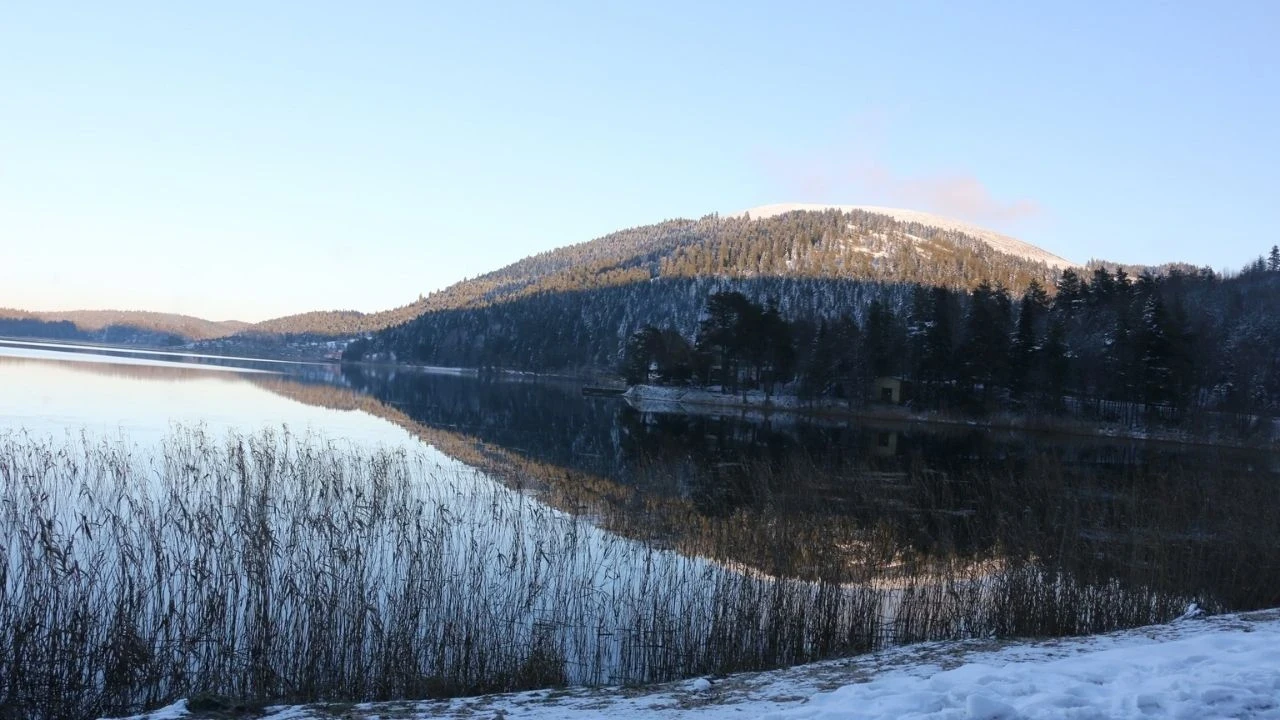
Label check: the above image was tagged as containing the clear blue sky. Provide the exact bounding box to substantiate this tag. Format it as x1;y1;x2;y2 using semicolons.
2;2;1276;321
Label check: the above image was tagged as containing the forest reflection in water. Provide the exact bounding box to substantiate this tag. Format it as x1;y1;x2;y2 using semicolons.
11;349;1273;614
331;365;1279;614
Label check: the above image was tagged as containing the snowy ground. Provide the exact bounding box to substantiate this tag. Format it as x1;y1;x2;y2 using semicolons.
111;607;1280;720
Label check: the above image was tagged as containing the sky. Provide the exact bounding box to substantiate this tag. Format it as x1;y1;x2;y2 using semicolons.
2;2;1277;322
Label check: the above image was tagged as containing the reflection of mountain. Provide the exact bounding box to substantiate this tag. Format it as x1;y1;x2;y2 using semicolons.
0;352;266;383
247;367;1280;612
246;374;747;562
249;372;900;578
0;343;337;379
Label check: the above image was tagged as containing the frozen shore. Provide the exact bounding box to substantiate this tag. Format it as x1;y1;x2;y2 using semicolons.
111;607;1280;720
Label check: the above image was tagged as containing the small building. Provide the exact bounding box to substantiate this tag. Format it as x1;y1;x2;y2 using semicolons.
872;430;899;457
871;376;910;404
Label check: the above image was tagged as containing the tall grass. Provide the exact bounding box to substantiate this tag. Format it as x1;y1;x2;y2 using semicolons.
0;427;1203;719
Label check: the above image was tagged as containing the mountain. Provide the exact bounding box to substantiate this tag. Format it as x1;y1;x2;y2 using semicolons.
2;206;1075;352
414;205;1070;312
349;206;1077;371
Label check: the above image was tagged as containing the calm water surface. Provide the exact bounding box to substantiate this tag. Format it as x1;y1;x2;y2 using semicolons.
3;338;1276;579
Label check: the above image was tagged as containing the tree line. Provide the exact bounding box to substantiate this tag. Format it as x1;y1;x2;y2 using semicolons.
622;255;1280;420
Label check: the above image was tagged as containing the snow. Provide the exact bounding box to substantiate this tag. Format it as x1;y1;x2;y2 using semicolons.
103;608;1280;720
110;700;187;720
733;203;1077;270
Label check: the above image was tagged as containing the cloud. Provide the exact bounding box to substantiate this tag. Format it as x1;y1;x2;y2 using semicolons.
891;172;1043;227
754;118;1044;231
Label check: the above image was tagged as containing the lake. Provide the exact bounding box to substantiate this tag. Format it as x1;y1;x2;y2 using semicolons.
2;340;1277;719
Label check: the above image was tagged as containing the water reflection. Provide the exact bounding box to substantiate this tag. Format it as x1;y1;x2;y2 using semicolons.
329;364;1279;610
0;350;401;446
4;347;1278;609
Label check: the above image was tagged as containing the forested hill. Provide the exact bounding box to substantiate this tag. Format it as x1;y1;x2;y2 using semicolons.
412;208;1069;313
346;208;1078;371
241;299;432;337
0;308;249;345
0;303;430;345
232;207;1075;337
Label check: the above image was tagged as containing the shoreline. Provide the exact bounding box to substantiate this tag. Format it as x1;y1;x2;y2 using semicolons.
108;608;1280;720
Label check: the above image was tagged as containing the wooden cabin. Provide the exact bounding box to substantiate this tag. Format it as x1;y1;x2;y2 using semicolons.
871;376;910;404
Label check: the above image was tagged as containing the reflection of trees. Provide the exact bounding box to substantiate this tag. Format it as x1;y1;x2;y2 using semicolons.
244;367;1280;613
11;349;1275;606
338;367;626;475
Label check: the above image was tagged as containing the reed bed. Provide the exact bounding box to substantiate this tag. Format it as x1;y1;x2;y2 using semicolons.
0;426;1196;720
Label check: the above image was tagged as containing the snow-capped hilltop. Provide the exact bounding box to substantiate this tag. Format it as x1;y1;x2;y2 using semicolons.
736;203;1076;269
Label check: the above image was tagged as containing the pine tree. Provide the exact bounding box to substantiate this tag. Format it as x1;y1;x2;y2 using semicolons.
1055;269;1084;316
1009;280;1049;400
831;315;863;407
655;329;695;384
1139;295;1174;407
920;286;957;403
622;326;663;385
863;299;904;380
1269;245;1280;273
905;287;933;384
1088;267;1115;306
800;320;836;400
960;282;1013;406
758;299;795;396
1040;316;1070;411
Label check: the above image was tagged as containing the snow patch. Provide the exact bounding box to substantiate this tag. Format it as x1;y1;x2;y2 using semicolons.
108;699;188;720
104;609;1280;720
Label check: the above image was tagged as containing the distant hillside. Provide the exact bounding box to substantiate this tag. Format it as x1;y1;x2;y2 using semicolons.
0;307;250;345
1084;258;1207;279
0;300;440;346
0;301;432;346
350;207;1077;371
243;299;431;337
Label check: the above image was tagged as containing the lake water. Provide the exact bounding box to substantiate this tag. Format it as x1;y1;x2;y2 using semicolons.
2;340;1277;719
